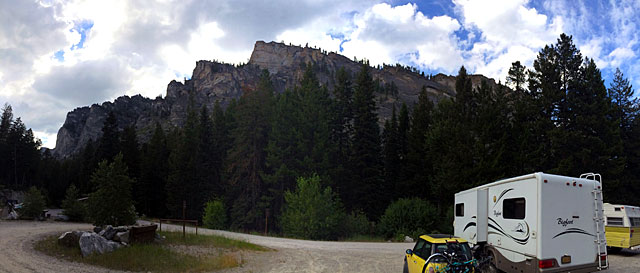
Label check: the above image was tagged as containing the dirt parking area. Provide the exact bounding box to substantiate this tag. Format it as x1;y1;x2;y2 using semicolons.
607;248;640;273
2;219;639;272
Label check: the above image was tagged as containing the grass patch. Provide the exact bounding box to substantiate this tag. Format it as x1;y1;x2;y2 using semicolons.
35;231;267;272
160;231;269;251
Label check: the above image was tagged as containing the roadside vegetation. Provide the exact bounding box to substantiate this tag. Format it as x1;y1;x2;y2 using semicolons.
35;231;267;272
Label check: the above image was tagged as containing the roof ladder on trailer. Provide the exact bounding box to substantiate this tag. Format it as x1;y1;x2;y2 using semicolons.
581;173;608;270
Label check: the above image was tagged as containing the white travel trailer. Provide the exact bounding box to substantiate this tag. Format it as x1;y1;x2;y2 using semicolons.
454;172;608;272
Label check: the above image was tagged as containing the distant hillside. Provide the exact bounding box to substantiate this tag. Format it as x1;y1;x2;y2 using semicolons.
52;41;496;158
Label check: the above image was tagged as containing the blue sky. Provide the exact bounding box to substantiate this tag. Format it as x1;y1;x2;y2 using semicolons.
0;0;638;148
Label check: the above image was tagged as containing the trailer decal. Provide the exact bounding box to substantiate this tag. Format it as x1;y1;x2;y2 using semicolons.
493;188;514;208
552;227;594;239
488;217;530;245
463;221;476;232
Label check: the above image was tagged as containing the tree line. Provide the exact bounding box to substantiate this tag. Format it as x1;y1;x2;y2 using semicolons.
2;33;639;239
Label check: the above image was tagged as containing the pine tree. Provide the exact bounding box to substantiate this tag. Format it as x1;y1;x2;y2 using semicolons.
349;63;383;219
226;70;274;230
88;153;136;226
166;105;199;219
97;111;120;163
609;68;638;137
507;61;527;92
119;126;140;179
382;105;401;203
329;67;353;203
138;123;169;217
405;86;433;198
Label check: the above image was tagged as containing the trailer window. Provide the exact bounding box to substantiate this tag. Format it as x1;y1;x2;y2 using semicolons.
503;198;525;220
630;217;640;227
607;217;624;226
615;207;621;211
455;203;464;217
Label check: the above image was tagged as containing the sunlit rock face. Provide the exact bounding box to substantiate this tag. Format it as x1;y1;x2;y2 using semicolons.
53;41;496;158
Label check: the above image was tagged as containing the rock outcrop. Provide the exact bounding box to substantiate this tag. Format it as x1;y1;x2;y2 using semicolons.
52;41;497;158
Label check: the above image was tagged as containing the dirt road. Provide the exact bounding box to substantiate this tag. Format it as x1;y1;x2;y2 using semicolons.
2;219;639;272
0;220;110;273
150;220;414;272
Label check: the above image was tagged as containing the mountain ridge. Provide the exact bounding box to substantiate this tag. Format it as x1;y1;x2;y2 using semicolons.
52;41;496;158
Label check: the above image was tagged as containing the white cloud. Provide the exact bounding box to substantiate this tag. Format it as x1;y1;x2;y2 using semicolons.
454;0;562;81
340;3;463;73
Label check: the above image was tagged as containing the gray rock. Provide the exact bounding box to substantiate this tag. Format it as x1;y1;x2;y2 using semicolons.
99;225;117;240
93;226;103;233
113;231;130;244
114;226;129;232
404;236;414;243
79;232;121;257
57;231;83;247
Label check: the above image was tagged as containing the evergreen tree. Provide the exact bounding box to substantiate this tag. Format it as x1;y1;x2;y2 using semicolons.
166;105;199;219
211;101;230;197
329;67;353;203
560;59;623;197
88;153;136;226
349;63;383;219
382;105;401;203
61;184;86;221
119;126;140;179
97;111;120;162
138;123;169;217
609;68;638;137
507;61;527;92
226;70;274;230
404;86;433;198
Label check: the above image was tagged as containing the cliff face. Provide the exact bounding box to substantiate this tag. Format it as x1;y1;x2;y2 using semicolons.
52;41;495;158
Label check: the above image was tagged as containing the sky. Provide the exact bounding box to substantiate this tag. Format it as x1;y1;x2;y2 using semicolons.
0;0;639;149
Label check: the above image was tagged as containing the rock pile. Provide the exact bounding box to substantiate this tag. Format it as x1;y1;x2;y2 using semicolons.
58;224;157;257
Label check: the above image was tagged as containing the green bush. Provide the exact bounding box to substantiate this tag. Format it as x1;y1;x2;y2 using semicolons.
61;184;86;221
281;174;345;240
87;154;137;226
203;199;227;229
377;198;438;240
342;211;372;237
19;186;46;219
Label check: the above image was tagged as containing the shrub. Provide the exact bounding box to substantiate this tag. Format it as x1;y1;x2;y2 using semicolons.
377;198;438;240
61;184;86;221
203;199;227;229
19;186;46;219
87;154;137;226
281;174;345;240
342;211;372;237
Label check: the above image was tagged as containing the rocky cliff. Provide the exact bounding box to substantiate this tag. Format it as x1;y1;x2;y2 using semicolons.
52;41;496;158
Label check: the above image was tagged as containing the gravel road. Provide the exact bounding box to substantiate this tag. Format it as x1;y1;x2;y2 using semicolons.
2;219;639;272
0;220;112;273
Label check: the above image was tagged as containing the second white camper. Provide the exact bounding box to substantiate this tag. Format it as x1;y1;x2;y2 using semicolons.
454;172;608;273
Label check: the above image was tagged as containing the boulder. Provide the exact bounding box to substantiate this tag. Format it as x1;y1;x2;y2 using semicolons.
79;232;122;257
99;225;118;240
113;231;130;244
57;231;83;247
93;226;103;233
404;236;414;243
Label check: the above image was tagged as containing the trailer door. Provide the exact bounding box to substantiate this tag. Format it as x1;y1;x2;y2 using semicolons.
477;188;488;242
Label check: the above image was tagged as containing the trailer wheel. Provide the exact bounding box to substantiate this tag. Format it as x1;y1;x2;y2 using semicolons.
483;254;499;273
607;246;622;254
